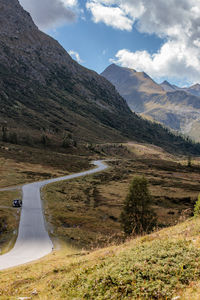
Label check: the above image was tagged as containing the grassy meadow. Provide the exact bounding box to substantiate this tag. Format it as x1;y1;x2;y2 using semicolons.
43;142;200;249
0;141;200;298
1;217;200;298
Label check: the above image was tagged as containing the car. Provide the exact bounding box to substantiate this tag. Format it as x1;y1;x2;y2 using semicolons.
12;199;22;208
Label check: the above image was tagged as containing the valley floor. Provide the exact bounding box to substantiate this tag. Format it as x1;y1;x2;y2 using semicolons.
43;142;200;249
0;141;200;298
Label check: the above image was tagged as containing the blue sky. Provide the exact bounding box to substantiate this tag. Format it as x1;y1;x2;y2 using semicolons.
19;0;200;87
47;8;163;75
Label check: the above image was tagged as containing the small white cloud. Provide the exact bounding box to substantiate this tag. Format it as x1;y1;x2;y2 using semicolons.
68;50;83;63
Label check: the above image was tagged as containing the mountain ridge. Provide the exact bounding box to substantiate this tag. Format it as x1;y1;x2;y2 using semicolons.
0;0;134;142
0;0;200;154
102;64;164;113
102;64;200;142
160;80;177;92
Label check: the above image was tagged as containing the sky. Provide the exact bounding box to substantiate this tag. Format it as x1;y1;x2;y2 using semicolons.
19;0;200;87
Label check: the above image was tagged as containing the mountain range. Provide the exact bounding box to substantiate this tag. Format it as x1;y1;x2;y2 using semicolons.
102;64;200;142
0;0;200;154
161;80;200;97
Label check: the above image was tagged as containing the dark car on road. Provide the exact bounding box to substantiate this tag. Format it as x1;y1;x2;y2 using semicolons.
12;199;22;208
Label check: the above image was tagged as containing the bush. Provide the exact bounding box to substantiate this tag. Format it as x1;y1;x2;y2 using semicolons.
1;125;8;142
66;240;200;299
62;133;76;148
9;132;18;144
194;194;200;217
187;155;192;167
120;176;156;235
41;133;51;147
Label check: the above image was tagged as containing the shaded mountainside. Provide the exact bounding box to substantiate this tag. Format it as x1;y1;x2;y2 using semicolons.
0;0;131;142
185;84;200;97
102;64;200;142
0;0;200;154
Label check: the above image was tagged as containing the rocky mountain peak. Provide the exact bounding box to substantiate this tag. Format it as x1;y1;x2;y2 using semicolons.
0;0;133;139
160;80;176;92
162;80;170;85
185;83;200;97
0;0;36;36
0;0;75;84
103;64;137;76
189;83;200;90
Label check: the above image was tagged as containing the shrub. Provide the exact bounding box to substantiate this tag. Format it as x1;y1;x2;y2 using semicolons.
41;133;50;147
120;176;157;235
194;194;200;217
9;132;18;144
187;155;192;167
62;133;77;148
1;125;8;142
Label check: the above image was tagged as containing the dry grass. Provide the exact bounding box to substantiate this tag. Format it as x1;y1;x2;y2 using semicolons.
1;217;200;299
0;142;200;299
126;141;175;160
0;189;21;253
42;144;200;250
0;143;91;188
42;175;123;250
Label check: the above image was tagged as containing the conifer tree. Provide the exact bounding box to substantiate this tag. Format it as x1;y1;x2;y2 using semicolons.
121;176;156;235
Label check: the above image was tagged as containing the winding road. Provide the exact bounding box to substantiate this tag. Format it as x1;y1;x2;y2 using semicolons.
0;160;108;271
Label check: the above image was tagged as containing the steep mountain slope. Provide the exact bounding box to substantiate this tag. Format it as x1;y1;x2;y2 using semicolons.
186;84;200;97
102;64;200;142
102;64;164;112
161;81;200;97
160;80;177;92
0;0;199;154
0;0;131;142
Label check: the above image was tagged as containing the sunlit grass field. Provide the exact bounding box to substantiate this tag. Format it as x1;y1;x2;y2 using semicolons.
1;217;200;299
0;141;200;298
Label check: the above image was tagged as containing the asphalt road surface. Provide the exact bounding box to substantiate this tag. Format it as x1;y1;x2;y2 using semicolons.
0;160;108;271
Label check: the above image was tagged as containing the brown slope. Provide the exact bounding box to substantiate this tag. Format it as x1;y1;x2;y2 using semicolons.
101;64;164;112
186;84;200;97
102;64;200;142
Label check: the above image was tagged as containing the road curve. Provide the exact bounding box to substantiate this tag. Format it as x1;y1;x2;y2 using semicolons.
0;160;108;271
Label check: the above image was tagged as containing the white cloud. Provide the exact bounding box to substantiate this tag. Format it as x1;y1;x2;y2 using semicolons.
61;0;78;7
111;41;200;84
68;50;83;63
19;0;77;30
87;0;200;84
86;1;133;31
